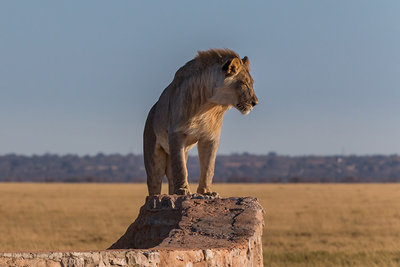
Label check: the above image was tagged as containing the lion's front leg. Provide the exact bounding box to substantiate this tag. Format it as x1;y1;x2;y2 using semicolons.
169;132;191;195
197;138;219;196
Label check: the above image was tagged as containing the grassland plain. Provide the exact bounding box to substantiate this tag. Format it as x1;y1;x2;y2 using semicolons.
0;183;399;266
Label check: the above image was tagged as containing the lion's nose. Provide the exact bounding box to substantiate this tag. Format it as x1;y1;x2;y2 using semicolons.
251;97;258;107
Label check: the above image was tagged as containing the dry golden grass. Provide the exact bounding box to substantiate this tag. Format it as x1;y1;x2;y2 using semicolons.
0;183;399;266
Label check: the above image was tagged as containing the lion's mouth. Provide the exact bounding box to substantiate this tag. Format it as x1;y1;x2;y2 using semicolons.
236;103;252;115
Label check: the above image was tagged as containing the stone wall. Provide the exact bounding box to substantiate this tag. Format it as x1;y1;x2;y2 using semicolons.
0;195;264;267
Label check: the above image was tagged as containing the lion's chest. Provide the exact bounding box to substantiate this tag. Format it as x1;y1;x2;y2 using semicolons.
184;106;227;140
158;105;228;154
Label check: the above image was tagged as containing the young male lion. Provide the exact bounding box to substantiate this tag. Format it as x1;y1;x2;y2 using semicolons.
144;49;258;195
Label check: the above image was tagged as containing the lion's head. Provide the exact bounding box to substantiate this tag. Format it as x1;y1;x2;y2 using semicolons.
209;54;258;115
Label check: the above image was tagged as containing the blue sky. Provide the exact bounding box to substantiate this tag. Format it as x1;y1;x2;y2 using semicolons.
1;1;399;156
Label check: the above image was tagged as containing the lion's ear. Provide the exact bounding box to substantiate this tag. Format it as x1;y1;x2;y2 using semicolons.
222;58;241;76
242;56;250;69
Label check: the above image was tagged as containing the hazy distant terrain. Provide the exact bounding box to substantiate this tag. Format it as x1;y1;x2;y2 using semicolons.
1;153;400;183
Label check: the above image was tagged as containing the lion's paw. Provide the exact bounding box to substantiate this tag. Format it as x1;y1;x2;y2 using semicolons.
196;188;220;198
174;187;192;196
209;191;220;198
191;192;220;200
204;191;220;198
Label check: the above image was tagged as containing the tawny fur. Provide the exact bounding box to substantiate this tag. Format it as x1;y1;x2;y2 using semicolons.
144;49;258;195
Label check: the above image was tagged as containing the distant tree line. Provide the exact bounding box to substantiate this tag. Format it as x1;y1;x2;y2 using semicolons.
0;153;399;183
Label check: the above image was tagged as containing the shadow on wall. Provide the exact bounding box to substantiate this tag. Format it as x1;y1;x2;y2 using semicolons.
109;196;183;249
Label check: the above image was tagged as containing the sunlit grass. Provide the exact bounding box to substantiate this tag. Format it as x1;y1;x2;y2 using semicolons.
1;183;399;266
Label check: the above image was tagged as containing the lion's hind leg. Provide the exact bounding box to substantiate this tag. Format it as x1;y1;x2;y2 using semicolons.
143;105;167;195
165;155;174;195
144;142;167;195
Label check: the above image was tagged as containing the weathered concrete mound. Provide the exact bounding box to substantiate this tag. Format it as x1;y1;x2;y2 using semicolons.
0;195;264;267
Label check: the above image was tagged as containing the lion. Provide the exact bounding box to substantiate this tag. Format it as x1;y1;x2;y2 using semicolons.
144;49;258;195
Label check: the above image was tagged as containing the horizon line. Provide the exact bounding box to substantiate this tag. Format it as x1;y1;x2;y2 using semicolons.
1;152;399;158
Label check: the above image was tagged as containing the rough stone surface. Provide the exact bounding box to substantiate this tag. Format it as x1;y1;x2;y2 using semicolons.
0;195;264;267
